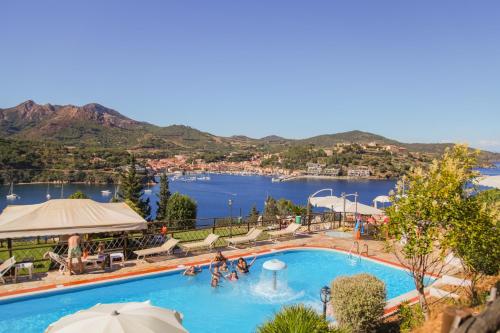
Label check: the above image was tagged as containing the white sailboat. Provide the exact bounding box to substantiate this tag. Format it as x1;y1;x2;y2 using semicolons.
144;182;152;195
6;182;20;200
101;189;112;196
46;183;51;200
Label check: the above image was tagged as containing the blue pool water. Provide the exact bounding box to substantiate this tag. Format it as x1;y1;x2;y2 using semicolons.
0;249;423;333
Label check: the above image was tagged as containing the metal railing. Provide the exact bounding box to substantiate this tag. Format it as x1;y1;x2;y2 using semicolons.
0;212;347;273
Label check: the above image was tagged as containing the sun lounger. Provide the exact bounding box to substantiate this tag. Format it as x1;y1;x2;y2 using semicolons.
44;251;70;274
267;223;301;242
226;228;263;248
179;233;220;255
133;237;180;260
0;256;16;284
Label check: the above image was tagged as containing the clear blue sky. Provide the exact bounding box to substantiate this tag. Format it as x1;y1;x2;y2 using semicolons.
1;1;499;151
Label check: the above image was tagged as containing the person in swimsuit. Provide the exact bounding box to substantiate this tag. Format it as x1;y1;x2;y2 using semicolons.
68;234;84;275
183;265;202;276
213;251;227;265
236;256;257;274
219;260;229;272
210;263;225;287
226;270;239;281
96;242;108;270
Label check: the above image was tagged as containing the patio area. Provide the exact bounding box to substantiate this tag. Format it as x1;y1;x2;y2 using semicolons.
0;232;401;299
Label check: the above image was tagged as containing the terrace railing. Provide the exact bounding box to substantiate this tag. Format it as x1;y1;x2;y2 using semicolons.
0;211;351;273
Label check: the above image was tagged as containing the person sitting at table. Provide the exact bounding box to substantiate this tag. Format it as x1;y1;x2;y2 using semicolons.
96;242;108;270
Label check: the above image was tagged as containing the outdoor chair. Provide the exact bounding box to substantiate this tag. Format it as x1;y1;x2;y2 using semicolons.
226;228;263;248
133;237;180;261
44;251;70;274
267;223;301;242
0;256;16;284
178;233;220;255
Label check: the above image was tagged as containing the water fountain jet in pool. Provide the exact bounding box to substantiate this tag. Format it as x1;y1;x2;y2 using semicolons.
262;259;287;291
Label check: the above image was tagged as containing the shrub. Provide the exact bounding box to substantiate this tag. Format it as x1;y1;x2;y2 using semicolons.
257;304;338;333
331;273;386;332
166;192;197;229
68;190;88;199
398;301;424;333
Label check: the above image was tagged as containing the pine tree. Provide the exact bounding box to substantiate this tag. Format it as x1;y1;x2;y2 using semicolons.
248;204;260;224
156;173;171;221
263;196;279;222
119;155;150;219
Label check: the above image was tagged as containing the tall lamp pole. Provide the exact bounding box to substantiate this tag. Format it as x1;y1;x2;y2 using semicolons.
320;286;331;319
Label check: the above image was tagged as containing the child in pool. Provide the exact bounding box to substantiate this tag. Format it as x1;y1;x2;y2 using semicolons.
236;256;257;274
226;270;239;281
183;265;202;276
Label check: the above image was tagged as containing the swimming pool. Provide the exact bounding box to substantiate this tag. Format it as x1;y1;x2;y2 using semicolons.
0;249;423;333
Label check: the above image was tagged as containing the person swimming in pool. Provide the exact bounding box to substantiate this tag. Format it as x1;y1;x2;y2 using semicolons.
213;251;227;265
236;256;257;274
183;265;202;276
210;264;225;287
226;270;239;281
219;260;230;272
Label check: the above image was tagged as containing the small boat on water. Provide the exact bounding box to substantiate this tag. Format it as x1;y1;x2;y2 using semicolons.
46;183;51;200
6;182;20;200
101;190;112;196
143;182;153;194
197;175;211;181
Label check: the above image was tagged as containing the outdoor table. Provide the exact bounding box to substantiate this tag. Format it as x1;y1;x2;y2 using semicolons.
14;262;33;282
109;252;124;268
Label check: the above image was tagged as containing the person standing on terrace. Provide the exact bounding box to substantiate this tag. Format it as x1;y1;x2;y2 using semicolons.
68;234;84;275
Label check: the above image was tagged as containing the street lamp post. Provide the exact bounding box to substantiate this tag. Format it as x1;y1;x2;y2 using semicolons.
320;286;331;319
228;199;233;238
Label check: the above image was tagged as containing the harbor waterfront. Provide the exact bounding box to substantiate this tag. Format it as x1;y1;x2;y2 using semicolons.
0;174;397;219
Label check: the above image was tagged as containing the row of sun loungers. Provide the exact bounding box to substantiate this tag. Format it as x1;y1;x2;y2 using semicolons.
30;224;303;276
134;238;180;260
133;224;303;260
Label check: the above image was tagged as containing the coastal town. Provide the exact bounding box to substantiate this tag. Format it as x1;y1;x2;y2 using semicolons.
146;142;426;180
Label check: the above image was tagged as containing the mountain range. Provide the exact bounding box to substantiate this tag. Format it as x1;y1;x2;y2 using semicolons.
1;100;498;159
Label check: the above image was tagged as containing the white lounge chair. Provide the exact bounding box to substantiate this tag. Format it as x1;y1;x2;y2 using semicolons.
226;228;263;248
268;223;301;242
44;251;70;274
179;233;220;255
133;238;180;260
0;256;16;284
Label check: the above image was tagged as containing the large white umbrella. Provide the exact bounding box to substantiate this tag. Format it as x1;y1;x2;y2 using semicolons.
309;195;382;215
373;195;391;209
309;195;346;209
45;301;188;333
476;175;500;189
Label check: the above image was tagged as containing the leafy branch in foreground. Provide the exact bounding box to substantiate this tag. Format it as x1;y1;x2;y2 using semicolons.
386;144;481;318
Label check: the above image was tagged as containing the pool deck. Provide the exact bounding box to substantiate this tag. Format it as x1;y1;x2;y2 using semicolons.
0;232;430;314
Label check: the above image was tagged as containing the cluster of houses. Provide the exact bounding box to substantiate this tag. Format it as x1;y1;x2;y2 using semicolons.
306;163;371;178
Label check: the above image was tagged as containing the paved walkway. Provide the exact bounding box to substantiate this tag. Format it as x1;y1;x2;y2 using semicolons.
0;232;402;299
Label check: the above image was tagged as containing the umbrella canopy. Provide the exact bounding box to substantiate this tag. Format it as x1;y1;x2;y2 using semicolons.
0;199;147;238
309;195;382;215
373;195;391;203
309;195;346;209
45;301;188;333
476;175;500;189
373;195;391;209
